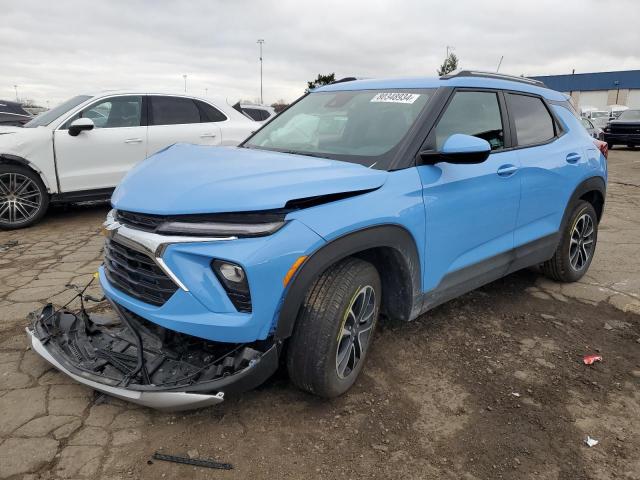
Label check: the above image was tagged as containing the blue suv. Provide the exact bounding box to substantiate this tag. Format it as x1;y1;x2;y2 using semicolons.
29;71;607;410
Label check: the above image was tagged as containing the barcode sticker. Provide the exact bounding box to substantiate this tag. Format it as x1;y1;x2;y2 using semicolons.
370;93;420;104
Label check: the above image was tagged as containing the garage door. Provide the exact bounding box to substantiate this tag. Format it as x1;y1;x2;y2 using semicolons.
627;90;640;108
578;91;609;110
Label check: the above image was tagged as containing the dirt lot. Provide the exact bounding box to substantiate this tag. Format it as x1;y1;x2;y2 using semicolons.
1;149;639;480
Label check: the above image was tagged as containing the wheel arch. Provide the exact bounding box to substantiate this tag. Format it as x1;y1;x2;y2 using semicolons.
275;224;423;340
564;176;606;228
0;153;54;192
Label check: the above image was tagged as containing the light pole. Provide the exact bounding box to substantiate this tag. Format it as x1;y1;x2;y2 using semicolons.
14;85;18;102
257;39;264;104
183;74;187;93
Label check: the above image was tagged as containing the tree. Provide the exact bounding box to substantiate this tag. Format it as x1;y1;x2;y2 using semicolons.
271;99;289;113
307;73;336;91
437;53;459;76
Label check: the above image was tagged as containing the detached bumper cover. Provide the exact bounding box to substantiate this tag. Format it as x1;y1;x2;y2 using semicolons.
27;304;279;411
28;329;225;411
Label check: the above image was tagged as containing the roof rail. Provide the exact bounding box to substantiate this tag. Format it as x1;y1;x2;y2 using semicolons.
331;77;358;84
441;70;547;87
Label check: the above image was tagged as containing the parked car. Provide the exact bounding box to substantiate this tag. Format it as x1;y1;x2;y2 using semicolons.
0;100;33;127
0;91;255;229
603;109;640;149
585;110;610;129
29;71;607;410
581;117;603;140
233;102;276;122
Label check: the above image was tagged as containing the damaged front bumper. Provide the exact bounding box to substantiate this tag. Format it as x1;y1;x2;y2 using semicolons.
27;303;279;411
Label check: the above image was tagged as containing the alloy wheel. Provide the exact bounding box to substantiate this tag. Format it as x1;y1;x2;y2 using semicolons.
336;285;377;379
569;213;595;271
0;173;42;225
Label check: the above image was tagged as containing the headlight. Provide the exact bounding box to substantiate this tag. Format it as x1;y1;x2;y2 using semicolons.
156;221;285;237
211;260;252;312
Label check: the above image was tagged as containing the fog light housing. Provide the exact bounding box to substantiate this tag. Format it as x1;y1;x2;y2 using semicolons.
212;260;252;313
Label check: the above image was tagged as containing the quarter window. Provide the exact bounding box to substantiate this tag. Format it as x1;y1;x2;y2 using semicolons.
506;93;556;146
435;91;505;150
195;100;227;122
150;96;200;125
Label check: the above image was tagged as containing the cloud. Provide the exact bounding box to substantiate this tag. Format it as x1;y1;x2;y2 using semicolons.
1;0;639;106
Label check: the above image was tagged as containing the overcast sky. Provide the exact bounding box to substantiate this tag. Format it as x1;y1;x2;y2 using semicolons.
1;0;639;107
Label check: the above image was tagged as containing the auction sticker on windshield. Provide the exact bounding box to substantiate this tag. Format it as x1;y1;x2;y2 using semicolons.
371;92;420;104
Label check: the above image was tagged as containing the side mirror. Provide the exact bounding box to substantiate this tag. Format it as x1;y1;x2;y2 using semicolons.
68;118;95;136
420;134;491;165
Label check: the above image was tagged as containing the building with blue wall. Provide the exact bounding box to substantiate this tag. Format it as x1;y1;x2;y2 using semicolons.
531;70;640;110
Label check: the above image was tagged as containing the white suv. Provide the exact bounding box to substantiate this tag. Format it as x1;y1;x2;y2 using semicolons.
0;91;256;229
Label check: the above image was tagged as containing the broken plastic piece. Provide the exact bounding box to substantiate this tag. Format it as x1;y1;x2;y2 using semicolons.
152;452;233;470
585;436;599;447
583;354;602;365
511;392;521;397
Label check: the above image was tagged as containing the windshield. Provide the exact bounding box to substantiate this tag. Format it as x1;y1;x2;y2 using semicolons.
581;118;593;129
618;110;640;121
243;89;434;169
24;95;91;127
591;111;608;118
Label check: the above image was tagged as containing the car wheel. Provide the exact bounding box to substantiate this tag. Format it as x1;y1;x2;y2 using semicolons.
0;164;49;230
541;200;598;283
286;257;381;398
607;142;614;150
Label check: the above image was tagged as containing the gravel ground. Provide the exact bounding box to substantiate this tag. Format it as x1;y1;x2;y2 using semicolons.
0;149;638;479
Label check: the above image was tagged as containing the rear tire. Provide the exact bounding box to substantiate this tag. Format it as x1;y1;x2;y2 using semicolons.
0;164;49;230
286;257;381;398
541;200;598;283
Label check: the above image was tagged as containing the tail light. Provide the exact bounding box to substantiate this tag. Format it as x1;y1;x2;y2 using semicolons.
593;139;608;160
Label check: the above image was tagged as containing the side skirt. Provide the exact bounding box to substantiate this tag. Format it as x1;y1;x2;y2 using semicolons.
50;187;114;204
416;233;558;317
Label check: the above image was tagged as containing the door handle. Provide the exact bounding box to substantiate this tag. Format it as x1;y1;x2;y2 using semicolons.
200;133;217;138
497;164;518;177
566;152;581;163
124;138;142;144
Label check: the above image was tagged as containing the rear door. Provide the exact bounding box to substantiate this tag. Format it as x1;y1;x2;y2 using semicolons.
417;89;522;298
507;93;587;255
54;95;147;192
147;95;222;156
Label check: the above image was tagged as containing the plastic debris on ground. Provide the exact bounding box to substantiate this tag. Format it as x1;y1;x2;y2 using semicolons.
585;436;599;447
583;354;603;365
511;392;521;397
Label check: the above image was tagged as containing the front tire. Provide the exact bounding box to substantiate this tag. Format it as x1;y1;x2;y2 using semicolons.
0;164;49;230
541;200;598;283
286;257;381;398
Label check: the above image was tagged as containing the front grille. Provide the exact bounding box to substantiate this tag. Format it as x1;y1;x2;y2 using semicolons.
116;210;164;232
103;238;178;306
610;124;640;134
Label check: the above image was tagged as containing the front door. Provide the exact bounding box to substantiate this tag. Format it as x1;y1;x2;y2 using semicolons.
54;95;147;192
417;89;521;303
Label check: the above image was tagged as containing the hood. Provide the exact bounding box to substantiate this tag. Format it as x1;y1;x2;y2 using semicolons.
112;144;388;215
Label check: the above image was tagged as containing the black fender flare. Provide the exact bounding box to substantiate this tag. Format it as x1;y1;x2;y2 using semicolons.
274;224;422;339
559;176;606;233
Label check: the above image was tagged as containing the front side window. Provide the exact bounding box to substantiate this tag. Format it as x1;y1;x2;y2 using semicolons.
63;96;142;129
244;89;434;169
506;93;555;146
151;96;200;125
434;91;505;150
581;118;594;129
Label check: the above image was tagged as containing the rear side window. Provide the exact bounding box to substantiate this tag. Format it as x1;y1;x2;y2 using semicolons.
150;96;200;125
435;91;505;150
195;100;227;122
506;93;556;146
